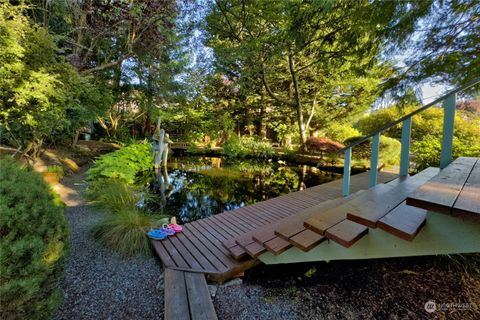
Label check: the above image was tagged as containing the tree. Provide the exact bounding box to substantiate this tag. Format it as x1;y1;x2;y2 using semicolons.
384;0;480;92
0;3;108;157
206;0;398;150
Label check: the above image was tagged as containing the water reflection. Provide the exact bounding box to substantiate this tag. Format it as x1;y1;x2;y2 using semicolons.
145;157;340;224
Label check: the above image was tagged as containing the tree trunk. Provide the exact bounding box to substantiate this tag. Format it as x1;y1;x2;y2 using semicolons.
72;129;80;147
288;54;307;151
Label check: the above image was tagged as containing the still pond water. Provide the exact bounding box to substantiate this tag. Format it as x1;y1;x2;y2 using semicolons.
145;157;341;223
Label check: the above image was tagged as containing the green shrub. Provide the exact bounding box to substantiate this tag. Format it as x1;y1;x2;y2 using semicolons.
92;209;168;257
412;135;480;172
356;106;480;146
344;135;401;166
0;158;69;320
320;123;362;144
222;136;274;159
87;141;152;184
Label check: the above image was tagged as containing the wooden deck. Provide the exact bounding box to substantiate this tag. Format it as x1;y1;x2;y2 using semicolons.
151;170;396;282
164;269;217;320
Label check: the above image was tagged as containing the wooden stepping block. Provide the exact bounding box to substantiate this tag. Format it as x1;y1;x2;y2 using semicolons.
289;229;326;251
264;237;292;255
347;168;440;227
325;220;368;248
244;241;267;258
407;157;478;214
304;184;392;234
228;245;248;260
453;160;480;218
304;204;354;235
377;201;427;241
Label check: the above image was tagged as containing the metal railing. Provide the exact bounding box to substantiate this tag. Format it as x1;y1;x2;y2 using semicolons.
341;78;480;197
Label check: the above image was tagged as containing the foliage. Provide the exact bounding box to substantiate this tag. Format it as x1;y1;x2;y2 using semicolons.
0;3;109;157
320;123;362;145
206;0;404;148
344;135;401;166
383;0;480;92
222;136;274;159
356;105;480;170
305;137;344;153
87;142;152;184
92;208;167;257
85;179;142;213
412;136;480;172
46;165;64;178
0;158;69;320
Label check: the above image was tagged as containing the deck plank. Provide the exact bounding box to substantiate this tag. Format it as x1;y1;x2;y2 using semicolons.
347;168;439;227
453;160;480;218
407;157;477;214
289;229;326;251
175;232;219;272
264;237;292;255
325;220;368;248
164;269;190;320
377;202;427;241
185;272;218;320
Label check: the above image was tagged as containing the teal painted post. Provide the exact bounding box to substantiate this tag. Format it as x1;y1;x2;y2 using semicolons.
342;147;352;197
399;117;412;177
369;133;380;188
440;94;456;169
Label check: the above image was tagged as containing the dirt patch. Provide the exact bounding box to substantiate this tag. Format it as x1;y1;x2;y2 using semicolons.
214;256;480;319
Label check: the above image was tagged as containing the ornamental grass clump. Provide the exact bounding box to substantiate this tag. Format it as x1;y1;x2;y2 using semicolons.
86;175;168;256
0;158;69;320
85;179;142;213
92;208;168;257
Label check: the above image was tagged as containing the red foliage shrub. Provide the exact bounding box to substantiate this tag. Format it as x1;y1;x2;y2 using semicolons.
306;136;345;153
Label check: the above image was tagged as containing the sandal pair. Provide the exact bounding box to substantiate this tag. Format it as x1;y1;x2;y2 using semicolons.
147;223;182;240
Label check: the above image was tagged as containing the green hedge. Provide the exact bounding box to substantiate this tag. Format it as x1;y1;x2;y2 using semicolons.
222;136;274;159
0;158;69;320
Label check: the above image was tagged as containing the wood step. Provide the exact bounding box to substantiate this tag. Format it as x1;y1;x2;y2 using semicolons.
228;245;248;260
347;167;440;227
452;160;480;219
324;220;368;248
264;237;292;255
304;184;393;234
407;157;478;214
377;201;427;241
289;229;326;251
164;269;218;320
244;241;267;258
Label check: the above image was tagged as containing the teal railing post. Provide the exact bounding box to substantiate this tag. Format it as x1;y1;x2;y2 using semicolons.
342;147;352;197
369;133;380;188
440;93;456;169
399;117;412;177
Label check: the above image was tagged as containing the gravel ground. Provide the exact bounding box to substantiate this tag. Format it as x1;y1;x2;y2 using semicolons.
214;258;480;320
54;168;165;320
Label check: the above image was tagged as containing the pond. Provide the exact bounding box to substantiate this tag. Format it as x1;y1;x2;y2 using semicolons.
144;157;341;224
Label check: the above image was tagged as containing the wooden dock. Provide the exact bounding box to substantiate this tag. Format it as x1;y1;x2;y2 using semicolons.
156;157;480;320
151;170;396;282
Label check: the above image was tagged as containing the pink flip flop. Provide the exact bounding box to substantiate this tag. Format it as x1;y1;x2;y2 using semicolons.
168;223;182;233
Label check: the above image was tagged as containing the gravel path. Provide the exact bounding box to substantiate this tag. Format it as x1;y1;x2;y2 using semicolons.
54;168;165;320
